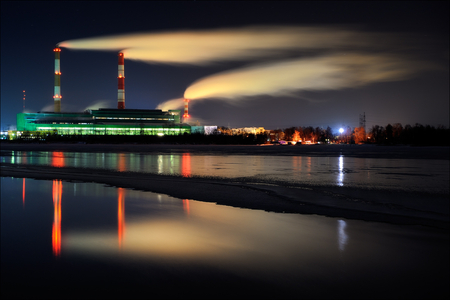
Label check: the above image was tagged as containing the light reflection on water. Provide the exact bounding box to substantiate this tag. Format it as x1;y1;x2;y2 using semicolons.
1;150;449;193
338;155;344;187
1;177;448;299
52;180;62;257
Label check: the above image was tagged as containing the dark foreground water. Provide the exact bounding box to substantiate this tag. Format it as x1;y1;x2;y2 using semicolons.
1;177;448;299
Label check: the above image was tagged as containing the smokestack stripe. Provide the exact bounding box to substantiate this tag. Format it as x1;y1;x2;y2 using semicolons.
53;47;61;112
118;52;125;109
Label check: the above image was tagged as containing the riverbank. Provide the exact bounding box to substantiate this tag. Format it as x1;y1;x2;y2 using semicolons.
1;142;449;159
1;162;448;230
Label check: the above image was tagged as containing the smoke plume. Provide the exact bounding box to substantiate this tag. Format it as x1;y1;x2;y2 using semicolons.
59;26;435;109
156;98;184;111
58;26;394;65
183;53;431;101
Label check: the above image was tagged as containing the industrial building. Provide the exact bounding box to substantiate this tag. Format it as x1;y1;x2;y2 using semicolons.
15;47;192;136
16;109;189;135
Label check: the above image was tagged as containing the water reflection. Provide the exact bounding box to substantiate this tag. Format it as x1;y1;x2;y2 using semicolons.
52;180;62;257
22;178;26;207
118;188;125;248
2;177;448;299
181;153;191;177
338;155;344;187
2;150;449;193
183;199;190;215
52;152;65;168
118;153;126;172
337;219;348;252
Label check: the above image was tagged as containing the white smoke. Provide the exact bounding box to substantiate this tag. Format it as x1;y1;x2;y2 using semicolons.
83;100;115;111
58;25;436;109
156;98;184;111
58;26;396;65
183;53;432;101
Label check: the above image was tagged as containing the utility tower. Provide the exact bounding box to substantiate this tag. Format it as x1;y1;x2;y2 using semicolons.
23;90;26;112
359;112;366;131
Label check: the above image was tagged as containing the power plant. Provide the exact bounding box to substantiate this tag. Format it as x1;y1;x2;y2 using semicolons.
16;48;193;136
53;47;61;113
117;52;125;110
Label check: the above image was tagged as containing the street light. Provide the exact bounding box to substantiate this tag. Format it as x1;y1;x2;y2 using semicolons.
338;128;344;144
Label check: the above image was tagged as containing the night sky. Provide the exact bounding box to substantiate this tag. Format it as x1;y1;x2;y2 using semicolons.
1;1;448;131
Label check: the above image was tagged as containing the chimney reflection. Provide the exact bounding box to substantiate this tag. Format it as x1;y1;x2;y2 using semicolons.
181;153;191;177
118;188;125;249
183;199;190;215
52;180;62;257
52;152;65;168
118;153;126;172
22;178;26;207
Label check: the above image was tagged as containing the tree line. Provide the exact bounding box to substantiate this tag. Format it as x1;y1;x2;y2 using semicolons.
5;123;449;146
246;123;449;146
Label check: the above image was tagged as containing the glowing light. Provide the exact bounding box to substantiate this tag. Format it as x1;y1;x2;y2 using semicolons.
183;199;190;215
181;153;191;178
337;220;348;252
22;178;25;207
338;155;344;187
339;128;344;134
157;133;164;136
52;152;65;168
118;188;125;249
52;180;62;257
118;153;126;172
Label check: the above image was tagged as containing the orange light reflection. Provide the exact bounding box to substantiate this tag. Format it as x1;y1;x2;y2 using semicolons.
118;153;126;172
52;152;65;168
52;180;62;257
118;188;125;249
22;178;25;207
183;199;190;215
181;153;191;177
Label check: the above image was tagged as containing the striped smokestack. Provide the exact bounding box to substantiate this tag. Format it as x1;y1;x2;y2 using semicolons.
183;98;190;119
53;47;61;112
117;52;125;109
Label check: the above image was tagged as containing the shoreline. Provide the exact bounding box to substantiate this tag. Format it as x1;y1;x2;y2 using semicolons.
1;142;450;160
2;163;448;230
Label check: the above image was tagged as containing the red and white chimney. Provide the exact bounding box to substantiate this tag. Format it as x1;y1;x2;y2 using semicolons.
183;98;190;119
53;47;61;112
117;52;125;109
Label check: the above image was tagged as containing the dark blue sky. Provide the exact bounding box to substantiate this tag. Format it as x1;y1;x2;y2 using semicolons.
1;1;448;131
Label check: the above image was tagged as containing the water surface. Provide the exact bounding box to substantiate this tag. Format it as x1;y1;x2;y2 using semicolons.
1;150;448;193
1;177;448;299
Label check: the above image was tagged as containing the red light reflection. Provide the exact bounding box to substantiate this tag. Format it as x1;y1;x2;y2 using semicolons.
52;152;65;168
118;188;125;249
52;180;62;257
183;199;190;215
181;153;191;177
118;153;126;172
22;178;25;207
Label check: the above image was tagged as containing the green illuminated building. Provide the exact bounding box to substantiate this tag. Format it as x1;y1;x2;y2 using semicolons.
17;109;190;135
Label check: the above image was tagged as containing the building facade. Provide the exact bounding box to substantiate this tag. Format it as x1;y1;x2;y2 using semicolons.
16;109;190;136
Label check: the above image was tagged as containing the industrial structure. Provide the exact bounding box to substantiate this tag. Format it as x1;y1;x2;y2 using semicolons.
17;109;188;135
117;52;125;109
16;47;192;136
183;98;190;119
53;47;62;112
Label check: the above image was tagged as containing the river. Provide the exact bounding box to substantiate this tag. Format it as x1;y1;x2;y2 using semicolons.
1;147;449;299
